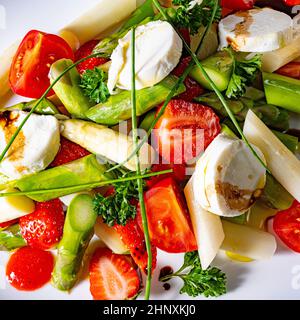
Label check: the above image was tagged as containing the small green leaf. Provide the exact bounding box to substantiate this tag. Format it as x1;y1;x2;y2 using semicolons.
93;173;145;227
80;68;110;104
171;0;221;35
160;251;227;298
226;49;262;99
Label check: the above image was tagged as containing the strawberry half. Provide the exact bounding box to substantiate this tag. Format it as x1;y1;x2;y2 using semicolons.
49;137;90;167
172;57;204;102
19;199;65;250
113;218;157;275
89;247;140;300
75;40;109;75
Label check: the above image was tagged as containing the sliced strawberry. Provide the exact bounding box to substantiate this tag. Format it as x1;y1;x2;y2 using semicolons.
0;219;19;229
19;199;65;250
75;40;109;75
50;137;90;167
114;218;157;275
173;57;192;77
89;247;140;300
173;57;204;101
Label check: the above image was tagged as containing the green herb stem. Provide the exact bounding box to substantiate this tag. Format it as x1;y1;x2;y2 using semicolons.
152;0;271;174
0;169;172;198
130;28;152;300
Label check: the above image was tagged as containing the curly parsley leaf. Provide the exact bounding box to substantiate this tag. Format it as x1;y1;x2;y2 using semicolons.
93;174;144;227
160;251;227;298
172;0;221;35
80;67;110;104
226;49;262;99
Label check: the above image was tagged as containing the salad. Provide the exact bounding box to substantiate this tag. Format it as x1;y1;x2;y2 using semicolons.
0;0;300;300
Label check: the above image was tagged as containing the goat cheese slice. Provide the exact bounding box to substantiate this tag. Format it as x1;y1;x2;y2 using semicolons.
0;111;60;179
192;134;266;217
107;20;183;93
219;8;293;52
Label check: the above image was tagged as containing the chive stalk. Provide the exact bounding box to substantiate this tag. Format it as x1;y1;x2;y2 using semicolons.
130;28;152;300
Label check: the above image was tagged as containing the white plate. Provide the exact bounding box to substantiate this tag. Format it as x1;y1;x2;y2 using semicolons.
0;0;300;300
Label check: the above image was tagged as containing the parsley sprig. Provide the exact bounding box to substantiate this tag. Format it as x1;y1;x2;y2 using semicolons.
80;67;110;104
171;0;221;35
226;49;262;99
93;175;143;227
160;251;227;298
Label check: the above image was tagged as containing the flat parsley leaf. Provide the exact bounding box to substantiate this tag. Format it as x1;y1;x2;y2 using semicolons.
80;67;110;104
93;175;143;227
226;49;262;99
160;251;227;298
172;0;221;35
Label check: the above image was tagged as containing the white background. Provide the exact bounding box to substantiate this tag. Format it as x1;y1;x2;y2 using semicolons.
0;0;299;300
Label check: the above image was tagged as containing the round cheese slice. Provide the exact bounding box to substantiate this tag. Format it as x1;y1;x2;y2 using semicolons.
194;134;266;217
107;20;182;93
219;8;293;52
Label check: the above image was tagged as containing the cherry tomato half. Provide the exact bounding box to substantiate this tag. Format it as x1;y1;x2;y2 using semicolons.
9;30;74;98
153;100;221;164
273;200;300;253
138;178;197;253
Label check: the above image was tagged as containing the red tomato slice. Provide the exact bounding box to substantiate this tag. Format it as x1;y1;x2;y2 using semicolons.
138;177;197;253
221;0;255;10
9;30;74;99
273;200;300;253
276;62;300;80
153;99;221;164
146;162;187;188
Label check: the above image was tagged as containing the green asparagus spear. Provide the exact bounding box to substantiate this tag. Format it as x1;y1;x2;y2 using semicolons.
93;0;156;56
16;155;113;202
52;194;97;291
263;72;300;113
272;130;299;154
49;59;93;119
86;75;185;125
3;98;59;115
261;174;294;210
0;225;26;251
196;92;289;131
244;87;265;101
254;104;289;132
139;110;156;132
189;51;234;91
196;93;246;120
119;0;155;31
